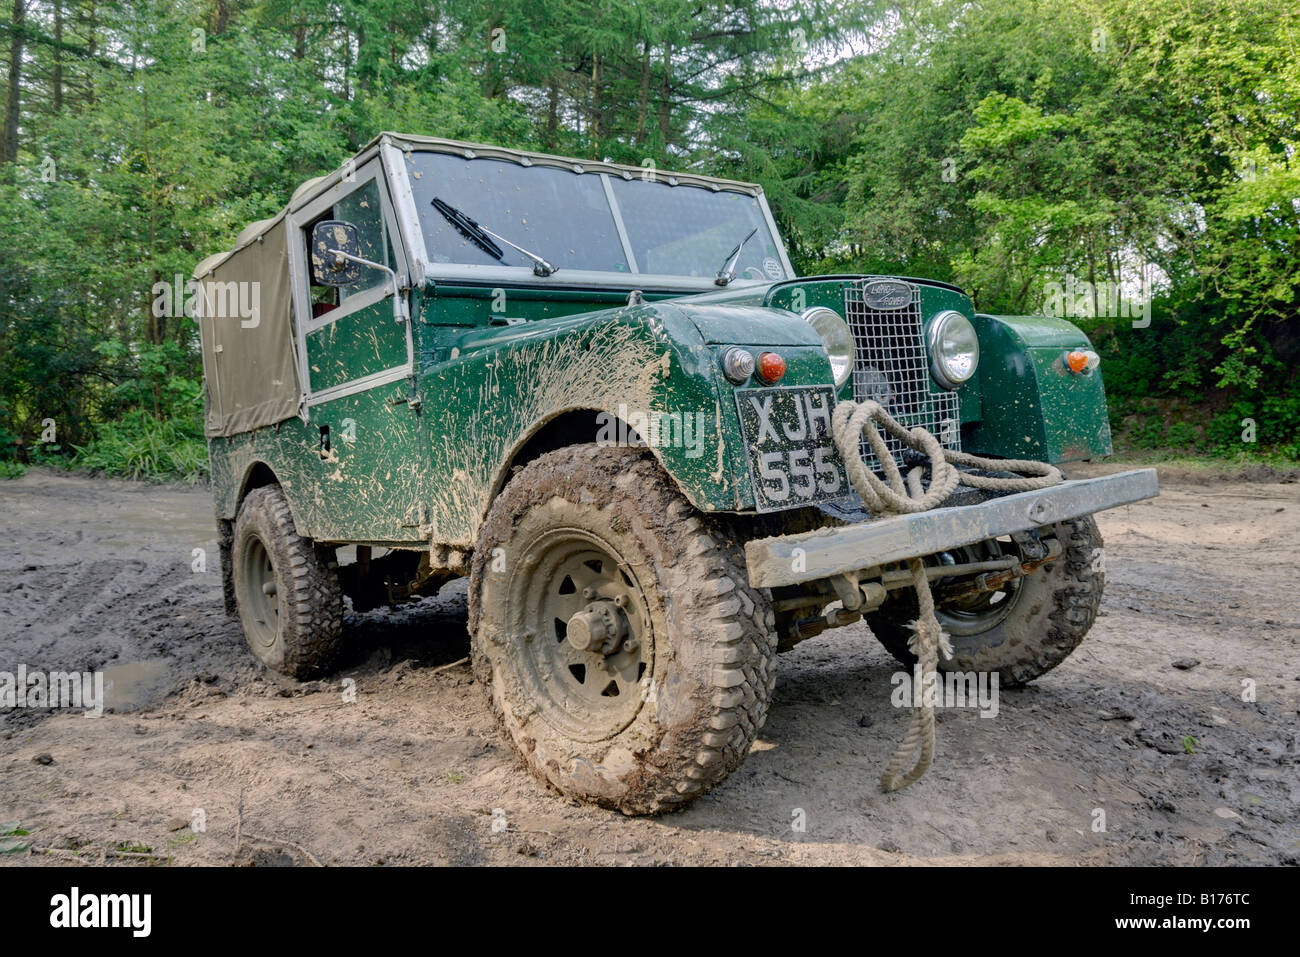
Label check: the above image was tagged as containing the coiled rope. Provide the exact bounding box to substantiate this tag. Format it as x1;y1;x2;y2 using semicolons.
830;399;1063;791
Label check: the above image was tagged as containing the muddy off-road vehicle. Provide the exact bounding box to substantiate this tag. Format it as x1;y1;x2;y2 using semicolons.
195;133;1158;813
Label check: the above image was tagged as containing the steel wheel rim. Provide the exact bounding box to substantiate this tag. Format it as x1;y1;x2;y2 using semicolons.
507;527;653;742
934;537;1025;636
240;534;282;650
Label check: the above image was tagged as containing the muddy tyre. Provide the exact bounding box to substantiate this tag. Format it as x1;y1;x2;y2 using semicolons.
469;445;777;814
232;485;343;679
868;516;1104;686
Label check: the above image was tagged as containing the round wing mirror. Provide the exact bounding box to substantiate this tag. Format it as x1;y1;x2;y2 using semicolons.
310;220;362;286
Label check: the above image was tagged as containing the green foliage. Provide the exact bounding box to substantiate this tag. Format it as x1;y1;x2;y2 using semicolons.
94;341;204;422
71;410;208;483
753;0;1298;460
0;0;1294;472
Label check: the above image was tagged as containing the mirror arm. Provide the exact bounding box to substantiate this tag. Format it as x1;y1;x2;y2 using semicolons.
325;248;410;324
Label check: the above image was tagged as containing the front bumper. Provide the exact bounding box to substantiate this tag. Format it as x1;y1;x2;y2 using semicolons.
744;468;1159;589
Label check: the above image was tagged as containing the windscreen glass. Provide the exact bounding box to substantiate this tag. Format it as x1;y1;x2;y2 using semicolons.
406;151;786;281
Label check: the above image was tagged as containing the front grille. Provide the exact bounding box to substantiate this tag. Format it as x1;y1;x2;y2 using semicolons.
844;278;960;471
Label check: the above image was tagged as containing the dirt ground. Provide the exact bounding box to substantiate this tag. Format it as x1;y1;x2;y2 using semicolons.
2;464;1297;866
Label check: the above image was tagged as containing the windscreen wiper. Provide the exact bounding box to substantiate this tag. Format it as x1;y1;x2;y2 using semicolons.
431;197;558;277
714;226;759;286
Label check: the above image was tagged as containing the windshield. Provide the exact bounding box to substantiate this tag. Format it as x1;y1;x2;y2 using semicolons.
609;178;783;281
405;150;787;282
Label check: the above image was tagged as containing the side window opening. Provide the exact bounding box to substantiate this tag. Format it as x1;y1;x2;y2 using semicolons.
305;177;396;318
309;276;338;318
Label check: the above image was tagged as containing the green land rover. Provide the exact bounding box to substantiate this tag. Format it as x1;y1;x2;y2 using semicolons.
194;133;1158;813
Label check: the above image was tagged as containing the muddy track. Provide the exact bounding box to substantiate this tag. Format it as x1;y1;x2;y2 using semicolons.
1;467;1297;866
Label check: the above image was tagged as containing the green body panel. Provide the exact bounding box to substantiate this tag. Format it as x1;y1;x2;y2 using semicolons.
414;291;833;543
964;314;1113;462
419;284;678;331
670;303;827;346
304;300;407;391
208;376;425;544
208;281;1113;545
417;300;727;545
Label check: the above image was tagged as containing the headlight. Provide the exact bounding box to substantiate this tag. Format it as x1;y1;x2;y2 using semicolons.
801;307;853;388
927;310;979;390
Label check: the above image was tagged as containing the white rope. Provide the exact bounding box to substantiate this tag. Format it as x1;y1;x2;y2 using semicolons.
830;400;1062;791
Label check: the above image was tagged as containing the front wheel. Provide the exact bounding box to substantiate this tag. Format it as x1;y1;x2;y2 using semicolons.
231;485;343;678
868;516;1105;686
468;445;777;814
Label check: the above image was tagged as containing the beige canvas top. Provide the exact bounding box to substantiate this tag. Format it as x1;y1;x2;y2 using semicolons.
194;216;299;437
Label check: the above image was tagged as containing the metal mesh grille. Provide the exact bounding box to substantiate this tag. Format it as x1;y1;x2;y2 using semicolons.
844;278;961;471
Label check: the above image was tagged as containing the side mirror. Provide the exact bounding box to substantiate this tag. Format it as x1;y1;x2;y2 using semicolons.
310;220;362;286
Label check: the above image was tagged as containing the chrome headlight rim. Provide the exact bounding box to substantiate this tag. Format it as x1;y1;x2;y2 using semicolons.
927;310;980;390
800;306;854;389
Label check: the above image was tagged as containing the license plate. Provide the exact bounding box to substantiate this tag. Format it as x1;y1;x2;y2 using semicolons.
735;385;848;512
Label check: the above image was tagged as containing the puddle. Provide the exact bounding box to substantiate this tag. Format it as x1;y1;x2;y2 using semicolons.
101;659;172;712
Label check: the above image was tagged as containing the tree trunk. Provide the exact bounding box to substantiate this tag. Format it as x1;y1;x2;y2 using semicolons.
590;53;603;146
141;76;164;347
357;22;370;95
85;1;96;107
1086;250;1097;318
545;79;559;150
635;41;650;146
52;0;63;113
342;26;351;101
657;43;673;146
2;0;28;164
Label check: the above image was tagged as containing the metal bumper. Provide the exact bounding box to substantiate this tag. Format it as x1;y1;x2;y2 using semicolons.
744;468;1159;589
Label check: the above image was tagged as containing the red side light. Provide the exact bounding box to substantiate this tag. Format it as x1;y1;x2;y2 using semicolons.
757;352;786;384
1066;350;1089;374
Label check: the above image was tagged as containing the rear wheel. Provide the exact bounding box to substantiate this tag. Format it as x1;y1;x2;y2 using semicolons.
868;516;1104;686
232;485;343;678
469;445;777;814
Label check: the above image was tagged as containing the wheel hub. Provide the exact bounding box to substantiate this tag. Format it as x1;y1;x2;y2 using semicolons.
934;537;1027;635
505;531;654;742
567;599;631;655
